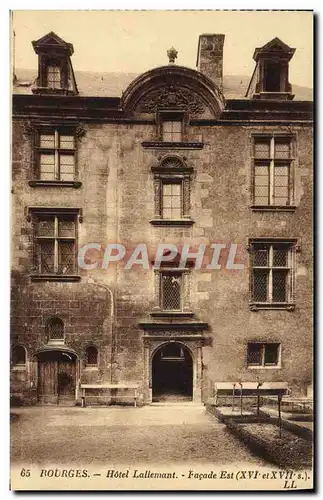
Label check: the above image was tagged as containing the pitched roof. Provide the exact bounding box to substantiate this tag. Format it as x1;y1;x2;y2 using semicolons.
13;68;313;101
32;31;74;55
253;37;295;61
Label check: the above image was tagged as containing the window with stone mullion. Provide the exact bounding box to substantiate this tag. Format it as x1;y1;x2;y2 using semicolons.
252;244;290;303
253;137;291;206
38;130;75;181
36;215;76;275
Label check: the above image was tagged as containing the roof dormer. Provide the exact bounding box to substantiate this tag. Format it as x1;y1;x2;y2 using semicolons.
246;37;296;100
31;31;78;95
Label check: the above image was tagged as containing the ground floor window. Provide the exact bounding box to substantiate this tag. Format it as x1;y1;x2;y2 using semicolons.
11;345;26;368
85;346;98;366
247;342;281;368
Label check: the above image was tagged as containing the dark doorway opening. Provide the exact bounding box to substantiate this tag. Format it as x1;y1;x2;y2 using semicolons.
37;350;76;405
152;343;193;402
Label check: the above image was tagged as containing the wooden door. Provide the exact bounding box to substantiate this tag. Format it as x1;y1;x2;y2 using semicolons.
38;359;58;404
37;352;76;404
57;358;76;403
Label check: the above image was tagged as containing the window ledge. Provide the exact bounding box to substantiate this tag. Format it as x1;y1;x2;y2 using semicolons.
12;365;26;371
29;180;82;189
252;92;295;101
249;303;295;311
32;87;77;96
150;311;194;318
149;218;194;226
142;141;204;150
247;366;281;370
30;274;81;282
251;205;297;212
84;366;99;371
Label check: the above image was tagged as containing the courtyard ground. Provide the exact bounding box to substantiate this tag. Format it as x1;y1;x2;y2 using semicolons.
11;404;267;467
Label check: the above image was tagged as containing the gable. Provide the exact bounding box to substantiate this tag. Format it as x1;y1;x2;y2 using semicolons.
33;31;66;46
253;37;295;62
32;31;74;55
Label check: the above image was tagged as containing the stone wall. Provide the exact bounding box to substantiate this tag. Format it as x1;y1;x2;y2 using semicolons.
11;117;313;403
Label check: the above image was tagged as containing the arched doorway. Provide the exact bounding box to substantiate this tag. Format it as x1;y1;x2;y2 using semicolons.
152;342;193;402
36;347;78;405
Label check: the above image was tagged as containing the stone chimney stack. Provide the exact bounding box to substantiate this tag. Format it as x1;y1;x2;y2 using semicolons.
196;34;225;90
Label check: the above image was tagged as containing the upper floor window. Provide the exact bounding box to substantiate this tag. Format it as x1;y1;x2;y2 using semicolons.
160;271;182;311
47;317;64;344
31;31;78;95
157;111;186;142
11;345;26;368
37;129;75;182
253;135;294;207
250;240;296;309
46;62;62;89
150;155;193;226
247;342;281;368
264;61;281;92
29;208;81;281
162;181;182;219
162;119;183;142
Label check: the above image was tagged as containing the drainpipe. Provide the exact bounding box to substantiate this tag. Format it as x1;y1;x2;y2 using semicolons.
87;278;115;384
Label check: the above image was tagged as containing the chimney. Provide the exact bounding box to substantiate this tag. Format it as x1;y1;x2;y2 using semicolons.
196;34;225;90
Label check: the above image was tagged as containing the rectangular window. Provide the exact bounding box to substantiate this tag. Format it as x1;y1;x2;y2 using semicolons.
35;214;77;275
160;272;182;311
37;130;75;181
162;181;182;219
251;242;294;305
247;343;281;367
162;120;183;142
46;65;62;89
253;136;293;206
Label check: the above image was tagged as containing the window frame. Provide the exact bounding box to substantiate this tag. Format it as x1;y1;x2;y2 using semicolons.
156;110;187;143
85;345;99;369
46;316;65;345
248;238;298;310
160;270;184;312
251;134;296;211
46;62;63;89
247;342;282;369
28;207;82;282
29;123;83;188
161;179;184;220
152;265;193;317
11;345;27;370
150;155;194;226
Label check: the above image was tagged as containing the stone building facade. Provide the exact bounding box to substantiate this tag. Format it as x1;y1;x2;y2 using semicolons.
11;32;313;405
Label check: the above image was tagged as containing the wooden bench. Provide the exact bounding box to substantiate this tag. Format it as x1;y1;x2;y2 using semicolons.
80;384;139;408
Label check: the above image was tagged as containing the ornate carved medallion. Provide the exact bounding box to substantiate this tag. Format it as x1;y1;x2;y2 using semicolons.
138;85;206;115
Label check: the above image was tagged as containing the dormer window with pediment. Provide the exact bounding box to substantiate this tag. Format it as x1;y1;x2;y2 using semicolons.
246;37;296;101
31;31;78;95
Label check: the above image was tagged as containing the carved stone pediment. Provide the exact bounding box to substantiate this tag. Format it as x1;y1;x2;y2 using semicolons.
138;85;205;116
121;66;225;118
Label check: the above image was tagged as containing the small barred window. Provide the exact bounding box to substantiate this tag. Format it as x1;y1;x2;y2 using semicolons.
12;345;26;366
86;346;98;365
47;317;64;341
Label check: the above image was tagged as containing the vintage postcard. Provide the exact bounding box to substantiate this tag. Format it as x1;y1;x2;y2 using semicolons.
10;9;314;491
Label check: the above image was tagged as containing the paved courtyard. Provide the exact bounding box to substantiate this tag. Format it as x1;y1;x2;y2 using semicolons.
11;405;266;467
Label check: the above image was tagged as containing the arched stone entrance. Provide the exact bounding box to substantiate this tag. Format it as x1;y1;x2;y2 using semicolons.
152;342;193;402
35;346;79;405
143;334;204;404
